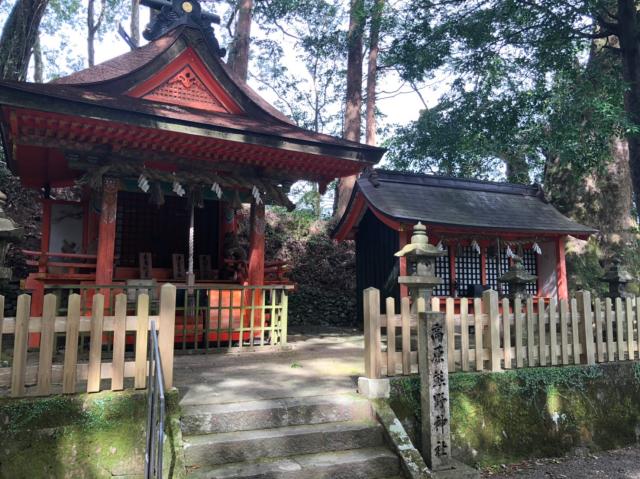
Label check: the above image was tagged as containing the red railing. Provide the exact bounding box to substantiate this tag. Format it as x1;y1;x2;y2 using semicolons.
22;249;97;280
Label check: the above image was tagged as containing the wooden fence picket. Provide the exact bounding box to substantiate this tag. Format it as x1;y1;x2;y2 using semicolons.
87;294;105;393
605;298;614;361
401;297;411;375
446;297;455;371
135;293;150;389
538;298;546;367
11;295;30;397
502;298;511;369
514;297;524;368
615;298;625;360
460;298;470;371
111;293;127;391
526;298;535;366
63;294;81;394
474;298;483;371
36;294;57;396
386;297;396;376
594;297;604;362
626;298;635;361
549;298;558;366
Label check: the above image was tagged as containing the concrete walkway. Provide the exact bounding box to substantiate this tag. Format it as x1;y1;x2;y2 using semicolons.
174;328;365;406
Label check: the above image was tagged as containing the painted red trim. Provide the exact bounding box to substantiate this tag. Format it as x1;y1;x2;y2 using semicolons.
95;179;118;286
333;193;367;241
247;202;265;286
556;236;568;300
127;48;243;114
480;246;487;286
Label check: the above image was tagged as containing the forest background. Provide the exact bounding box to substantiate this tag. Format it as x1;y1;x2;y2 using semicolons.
0;0;639;326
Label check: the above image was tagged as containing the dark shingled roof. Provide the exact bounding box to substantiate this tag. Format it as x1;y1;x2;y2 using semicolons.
349;170;596;235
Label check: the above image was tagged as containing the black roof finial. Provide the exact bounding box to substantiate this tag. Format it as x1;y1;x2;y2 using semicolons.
141;0;226;57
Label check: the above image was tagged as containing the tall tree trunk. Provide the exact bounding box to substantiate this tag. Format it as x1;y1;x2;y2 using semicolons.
617;0;640;207
0;0;49;80
88;0;96;67
227;0;253;81
87;0;105;67
33;33;43;82
365;0;383;146
131;0;140;48
335;0;366;218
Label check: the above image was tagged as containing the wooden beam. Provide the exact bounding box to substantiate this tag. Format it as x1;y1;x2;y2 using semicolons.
247;201;265;287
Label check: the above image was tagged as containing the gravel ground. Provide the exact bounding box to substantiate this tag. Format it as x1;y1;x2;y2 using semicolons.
482;446;640;478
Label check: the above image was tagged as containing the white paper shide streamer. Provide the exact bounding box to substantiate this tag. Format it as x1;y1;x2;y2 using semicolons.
172;178;185;197
210;182;222;199
532;242;542;255
137;173;149;193
506;245;515;258
471;239;481;255
252;185;262;204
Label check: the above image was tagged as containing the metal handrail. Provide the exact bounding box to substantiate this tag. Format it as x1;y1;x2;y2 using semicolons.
145;319;166;479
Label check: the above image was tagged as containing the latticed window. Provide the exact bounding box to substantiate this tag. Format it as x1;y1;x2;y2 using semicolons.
486;248;510;294
454;246;481;296
434;246;451;296
522;249;539;295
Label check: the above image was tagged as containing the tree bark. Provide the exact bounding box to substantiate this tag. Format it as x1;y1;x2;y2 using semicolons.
87;0;105;67
335;0;366;218
33;33;43;82
227;0;253;81
131;0;140;48
0;0;49;80
365;0;383;146
617;0;640;207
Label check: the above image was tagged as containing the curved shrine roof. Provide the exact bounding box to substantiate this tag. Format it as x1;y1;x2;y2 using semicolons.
333;170;597;239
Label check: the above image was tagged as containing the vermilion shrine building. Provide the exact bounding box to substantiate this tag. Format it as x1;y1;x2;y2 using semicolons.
333;171;596;320
0;1;383;344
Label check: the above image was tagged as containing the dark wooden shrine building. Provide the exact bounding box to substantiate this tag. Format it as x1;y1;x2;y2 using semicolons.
333;171;595;319
0;0;383;332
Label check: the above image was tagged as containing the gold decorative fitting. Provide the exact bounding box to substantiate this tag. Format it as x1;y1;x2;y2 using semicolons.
182;1;193;12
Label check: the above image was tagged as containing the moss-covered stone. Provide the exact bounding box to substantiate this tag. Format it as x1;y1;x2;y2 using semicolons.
0;389;185;479
389;362;640;468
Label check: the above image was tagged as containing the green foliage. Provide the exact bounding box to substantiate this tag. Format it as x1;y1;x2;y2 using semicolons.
384;0;631;187
263;208;357;326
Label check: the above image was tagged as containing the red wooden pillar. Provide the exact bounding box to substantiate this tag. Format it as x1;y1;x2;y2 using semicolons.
32;200;52;316
95;177;119;287
247;201;265;287
556;235;568;300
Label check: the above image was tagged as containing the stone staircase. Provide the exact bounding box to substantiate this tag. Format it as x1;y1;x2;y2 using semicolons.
181;394;403;479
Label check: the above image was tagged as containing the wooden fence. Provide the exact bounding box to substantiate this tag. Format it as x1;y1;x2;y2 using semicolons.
364;287;639;378
0;284;176;398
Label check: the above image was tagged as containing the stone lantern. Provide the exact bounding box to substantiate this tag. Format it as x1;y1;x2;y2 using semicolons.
395;222;445;311
602;257;634;299
499;252;537;300
0;191;22;281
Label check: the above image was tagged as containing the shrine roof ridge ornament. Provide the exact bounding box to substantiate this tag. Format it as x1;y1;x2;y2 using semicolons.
141;0;226;57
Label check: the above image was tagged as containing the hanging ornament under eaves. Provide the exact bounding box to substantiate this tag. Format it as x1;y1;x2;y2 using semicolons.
211;182;222;199
172;178;185;197
251;185;262;205
436;240;444;252
506;245;515;258
471;239;481;255
532;242;542;255
137;173;150;193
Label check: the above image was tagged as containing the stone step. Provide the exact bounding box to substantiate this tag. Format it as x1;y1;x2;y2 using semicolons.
181;394;372;435
186;447;401;479
183;420;384;467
